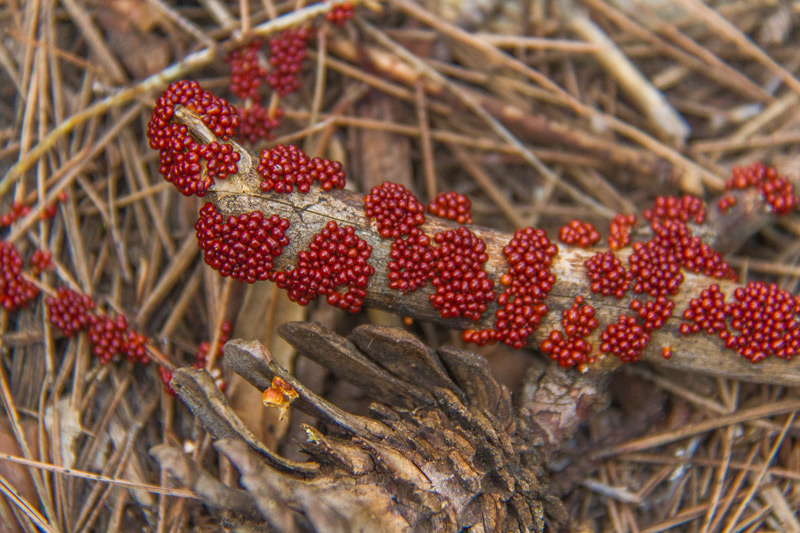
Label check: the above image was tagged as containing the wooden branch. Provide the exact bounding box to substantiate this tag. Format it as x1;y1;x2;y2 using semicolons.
175;106;800;387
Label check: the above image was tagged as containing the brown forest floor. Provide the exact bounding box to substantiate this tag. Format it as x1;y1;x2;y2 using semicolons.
0;0;799;531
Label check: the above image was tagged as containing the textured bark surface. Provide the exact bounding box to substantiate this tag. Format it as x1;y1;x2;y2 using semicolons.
177;105;800;387
157;324;569;532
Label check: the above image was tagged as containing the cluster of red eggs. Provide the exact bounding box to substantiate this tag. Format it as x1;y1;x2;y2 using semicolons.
45;287;96;337
719;162;799;215
30;249;52;275
257;144;346;193
540;296;598;369
325;2;355;26
0;240;40;311
267;27;311;96
226;39;266;101
427;191;472;225
608;214;636;251
1;192;67;227
387;227;434;293
147;80;239;197
272;221;374;313
429;227;496;321
558;220;600;247
364;182;427;238
681;282;800;362
584;251;631;298
643;195;705;224
195;203;291;284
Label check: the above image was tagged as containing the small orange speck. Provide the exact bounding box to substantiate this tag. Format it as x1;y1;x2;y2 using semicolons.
403;316;413;326
662;346;672;359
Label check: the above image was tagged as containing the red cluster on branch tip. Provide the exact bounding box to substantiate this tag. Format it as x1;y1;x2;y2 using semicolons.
584;251;631;298
267;28;311;97
364;182;426;238
198;142;240;181
88;313;128;364
608;214;636;250
147;81;238;196
600;315;651;363
195;203;290;284
427;191;472;224
326;2;355;26
681;282;800;362
238;104;282;143
540;295;598;369
717;194;737;214
727;162;799;215
429;227;495;321
46;287;96;337
630;296;674;332
388;227;434;293
226;40;266;102
29;249;52;275
40;191;68;220
558;220;600;247
0;241;39;311
0;202;30;227
272;221;374;313
463;228;558;347
644;195;705;224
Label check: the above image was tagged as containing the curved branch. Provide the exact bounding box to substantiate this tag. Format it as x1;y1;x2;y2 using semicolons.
175;106;800;387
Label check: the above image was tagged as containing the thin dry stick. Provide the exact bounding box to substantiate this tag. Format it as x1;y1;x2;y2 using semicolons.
174;105;800;387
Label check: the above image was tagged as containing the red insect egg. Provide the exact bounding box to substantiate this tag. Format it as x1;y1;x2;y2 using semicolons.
427;191;472;224
558;220;601;247
662;346;672;359
364;182;426;239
